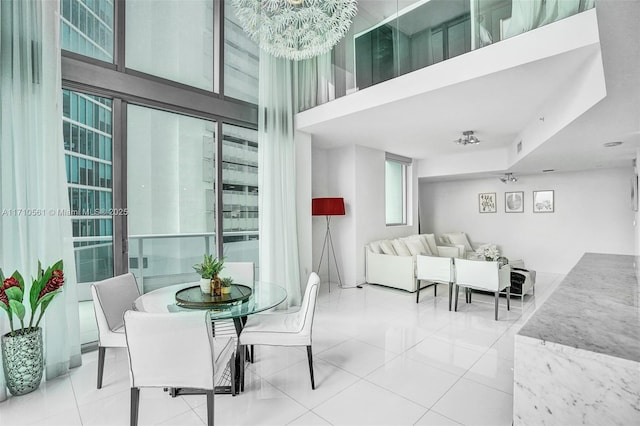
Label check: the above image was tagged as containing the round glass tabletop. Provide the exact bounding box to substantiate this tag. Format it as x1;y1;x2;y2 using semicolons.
134;281;288;320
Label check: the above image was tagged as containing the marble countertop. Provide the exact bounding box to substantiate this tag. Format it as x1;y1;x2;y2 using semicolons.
518;253;640;363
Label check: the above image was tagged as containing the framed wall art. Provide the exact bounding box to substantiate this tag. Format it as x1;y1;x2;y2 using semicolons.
533;190;554;213
505;191;524;213
479;192;497;213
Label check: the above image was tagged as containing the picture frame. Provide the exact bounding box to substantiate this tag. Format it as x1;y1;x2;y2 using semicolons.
479;192;497;213
533;190;554;213
505;191;524;213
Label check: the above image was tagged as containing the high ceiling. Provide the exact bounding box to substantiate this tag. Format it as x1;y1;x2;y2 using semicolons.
296;0;640;180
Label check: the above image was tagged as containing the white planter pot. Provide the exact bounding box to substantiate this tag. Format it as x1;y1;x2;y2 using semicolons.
199;278;210;293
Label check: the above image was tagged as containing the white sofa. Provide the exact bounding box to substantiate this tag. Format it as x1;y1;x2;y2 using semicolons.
364;234;459;292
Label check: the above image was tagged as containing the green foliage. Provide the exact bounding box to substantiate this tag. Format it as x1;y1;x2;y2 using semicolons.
193;254;225;279
221;277;233;287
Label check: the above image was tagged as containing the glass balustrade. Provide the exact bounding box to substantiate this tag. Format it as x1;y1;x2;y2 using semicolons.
299;0;595;111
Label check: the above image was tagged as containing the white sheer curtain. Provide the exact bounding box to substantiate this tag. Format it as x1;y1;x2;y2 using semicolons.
0;0;81;397
505;0;587;39
296;52;334;112
258;51;302;309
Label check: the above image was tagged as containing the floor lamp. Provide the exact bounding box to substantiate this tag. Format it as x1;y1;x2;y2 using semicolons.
312;197;345;292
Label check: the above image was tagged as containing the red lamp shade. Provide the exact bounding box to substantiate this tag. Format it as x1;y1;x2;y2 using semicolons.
312;198;345;216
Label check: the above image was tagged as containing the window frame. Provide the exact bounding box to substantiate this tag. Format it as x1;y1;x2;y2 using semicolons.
385;153;411;226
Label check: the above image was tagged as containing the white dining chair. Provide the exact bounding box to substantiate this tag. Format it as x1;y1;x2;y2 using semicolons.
454;258;511;320
219;262;255;287
239;272;320;390
416;255;455;308
91;272;140;389
124;310;235;426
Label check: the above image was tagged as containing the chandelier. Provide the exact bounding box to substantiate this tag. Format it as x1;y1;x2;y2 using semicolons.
454;130;480;145
231;0;358;61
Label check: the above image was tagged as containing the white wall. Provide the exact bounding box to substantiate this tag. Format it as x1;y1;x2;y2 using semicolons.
311;144;418;287
419;167;635;274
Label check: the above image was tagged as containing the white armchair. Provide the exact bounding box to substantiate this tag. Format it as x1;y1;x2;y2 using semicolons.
124;310;236;426
91;272;140;389
454;258;511;320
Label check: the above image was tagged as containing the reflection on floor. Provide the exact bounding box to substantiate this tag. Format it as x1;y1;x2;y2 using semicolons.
0;272;564;426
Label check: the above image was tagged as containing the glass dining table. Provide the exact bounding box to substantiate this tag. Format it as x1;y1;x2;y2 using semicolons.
133;281;287;395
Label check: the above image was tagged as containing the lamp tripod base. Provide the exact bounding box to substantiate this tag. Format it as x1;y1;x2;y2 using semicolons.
317;216;343;292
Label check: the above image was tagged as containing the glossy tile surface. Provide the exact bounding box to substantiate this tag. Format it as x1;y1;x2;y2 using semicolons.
0;272;563;425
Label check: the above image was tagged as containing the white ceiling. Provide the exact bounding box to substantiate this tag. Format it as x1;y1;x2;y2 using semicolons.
298;0;640;180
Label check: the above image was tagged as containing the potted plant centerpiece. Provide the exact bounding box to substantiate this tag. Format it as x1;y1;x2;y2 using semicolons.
193;254;224;296
0;260;64;396
220;277;233;295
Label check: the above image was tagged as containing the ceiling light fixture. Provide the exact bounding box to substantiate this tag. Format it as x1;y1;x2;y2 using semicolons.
499;173;518;184
454;130;480;146
231;0;358;61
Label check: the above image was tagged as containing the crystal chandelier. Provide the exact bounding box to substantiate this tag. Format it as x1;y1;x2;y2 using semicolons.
231;0;358;61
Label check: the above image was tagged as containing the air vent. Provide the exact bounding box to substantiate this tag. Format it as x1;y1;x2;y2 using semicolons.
517;140;523;153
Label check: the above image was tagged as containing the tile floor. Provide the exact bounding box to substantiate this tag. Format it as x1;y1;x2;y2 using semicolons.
0;272;564;426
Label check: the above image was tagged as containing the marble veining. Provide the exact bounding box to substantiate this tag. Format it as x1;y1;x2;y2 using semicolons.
518;253;640;362
513;335;640;426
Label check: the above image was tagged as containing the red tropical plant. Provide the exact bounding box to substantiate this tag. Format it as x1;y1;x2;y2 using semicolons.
0;260;64;336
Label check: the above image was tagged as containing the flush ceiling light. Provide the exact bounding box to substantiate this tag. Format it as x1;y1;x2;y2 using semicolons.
231;0;358;61
454;130;480;146
499;173;518;183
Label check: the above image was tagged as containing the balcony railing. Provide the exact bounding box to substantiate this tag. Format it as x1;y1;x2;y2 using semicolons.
299;0;595;111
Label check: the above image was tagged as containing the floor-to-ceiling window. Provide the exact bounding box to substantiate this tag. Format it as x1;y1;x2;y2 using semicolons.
60;0;259;347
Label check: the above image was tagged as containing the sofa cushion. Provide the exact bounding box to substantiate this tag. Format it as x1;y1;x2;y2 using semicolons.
420;234;438;255
443;232;473;252
391;239;412;256
368;240;383;254
402;235;431;256
379;240;397;255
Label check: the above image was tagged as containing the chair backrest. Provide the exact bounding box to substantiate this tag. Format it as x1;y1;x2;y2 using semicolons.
124;310;215;389
455;258;510;292
219;262;255;287
416;255;454;283
91;272;141;332
295;272;320;336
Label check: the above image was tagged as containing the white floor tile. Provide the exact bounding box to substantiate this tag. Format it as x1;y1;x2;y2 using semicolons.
463;351;515;395
405;336;486;376
365;354;461;408
414;410;463;426
316;339;398;377
286;410;332;425
263;358;360;409
313;380;427;425
431;378;514;426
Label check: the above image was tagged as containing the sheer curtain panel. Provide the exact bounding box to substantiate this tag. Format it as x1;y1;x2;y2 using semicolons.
0;0;81;396
258;51;302;309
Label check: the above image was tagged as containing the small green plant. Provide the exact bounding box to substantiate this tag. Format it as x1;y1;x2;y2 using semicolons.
221;277;233;287
0;260;64;336
193;254;224;279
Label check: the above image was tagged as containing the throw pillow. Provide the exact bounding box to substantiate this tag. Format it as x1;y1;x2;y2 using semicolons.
445;232;473;252
368;240;383;254
420;234;438;255
402;236;430;256
391;239;412;257
379;240;397;255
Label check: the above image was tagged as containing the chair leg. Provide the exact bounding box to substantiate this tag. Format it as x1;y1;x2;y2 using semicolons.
416;280;421;303
206;389;214;426
494;291;499;321
130;387;140;426
250;345;254;363
448;282;453;311
97;346;106;389
231;352;237;396
507;286;511;311
239;345;245;393
434;282;437;297
306;346;315;390
454;284;459;311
